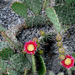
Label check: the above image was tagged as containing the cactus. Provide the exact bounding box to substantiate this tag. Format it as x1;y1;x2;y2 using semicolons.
65;0;75;5
54;5;75;25
35;54;46;75
1;31;23;52
38;50;44;54
0;41;12;50
43;0;50;9
11;2;27;18
10;53;31;73
25;15;51;28
72;52;75;58
26;54;36;74
0;59;17;75
39;30;45;36
46;7;61;33
24;0;43;14
31;54;36;74
0;47;14;60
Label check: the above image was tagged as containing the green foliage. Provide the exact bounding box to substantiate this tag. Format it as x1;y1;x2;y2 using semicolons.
25;15;51;28
35;54;46;75
43;0;50;9
49;71;55;75
31;54;36;74
0;25;6;32
10;53;31;73
1;31;23;51
0;47;14;60
0;41;12;50
65;0;75;5
46;7;61;33
26;54;32;63
24;0;43;14
11;2;27;18
54;5;75;25
0;59;17;75
72;52;75;58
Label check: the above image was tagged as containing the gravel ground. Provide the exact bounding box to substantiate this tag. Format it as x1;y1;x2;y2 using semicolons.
0;1;75;75
0;1;25;30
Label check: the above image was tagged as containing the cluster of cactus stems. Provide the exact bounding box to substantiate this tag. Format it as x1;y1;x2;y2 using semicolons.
0;0;75;75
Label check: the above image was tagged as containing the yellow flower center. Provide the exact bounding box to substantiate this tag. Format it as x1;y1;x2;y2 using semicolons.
27;44;34;51
65;58;71;65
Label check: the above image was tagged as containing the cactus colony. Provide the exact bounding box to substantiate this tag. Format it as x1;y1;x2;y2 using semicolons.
0;0;75;75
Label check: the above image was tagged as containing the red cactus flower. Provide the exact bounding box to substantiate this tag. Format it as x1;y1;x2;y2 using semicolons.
61;55;74;69
24;40;37;55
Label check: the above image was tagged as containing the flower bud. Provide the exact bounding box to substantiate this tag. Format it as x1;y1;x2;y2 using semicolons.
57;41;62;47
58;47;65;54
59;54;65;60
38;50;44;54
56;34;62;41
32;37;38;42
39;30;45;36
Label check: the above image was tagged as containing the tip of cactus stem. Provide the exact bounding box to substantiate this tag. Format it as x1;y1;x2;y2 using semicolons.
58;47;65;54
57;41;63;47
38;50;44;54
39;30;45;36
32;37;38;42
56;34;62;41
59;54;65;60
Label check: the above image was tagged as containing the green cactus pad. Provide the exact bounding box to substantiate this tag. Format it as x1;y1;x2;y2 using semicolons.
10;53;31;72
0;41;12;50
46;7;61;33
11;2;27;18
25;15;51;28
1;31;23;51
24;0;43;14
0;59;17;75
35;54;46;75
65;0;75;5
72;52;75;58
0;47;14;60
43;0;50;9
54;5;75;25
